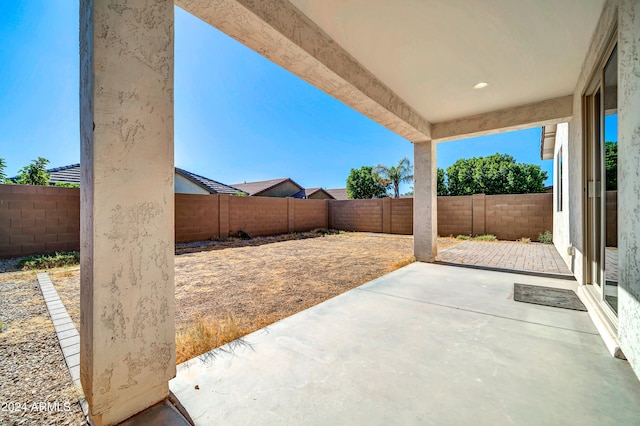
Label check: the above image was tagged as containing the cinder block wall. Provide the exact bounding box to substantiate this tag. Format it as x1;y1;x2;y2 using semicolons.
229;196;289;237
390;198;413;234
0;184;80;257
330;199;384;232
175;193;219;243
606;191;617;247
1;184;557;257
485;193;553;240
292;198;329;232
437;196;473;236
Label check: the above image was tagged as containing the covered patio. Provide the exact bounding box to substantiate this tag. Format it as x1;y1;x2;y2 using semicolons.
169;262;640;425
77;0;640;423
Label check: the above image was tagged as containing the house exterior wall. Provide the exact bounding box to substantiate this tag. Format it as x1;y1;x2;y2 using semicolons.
567;0;618;288
258;181;302;197
557;0;640;378
553;123;572;270
308;190;333;200
174;173;209;195
618;0;640;380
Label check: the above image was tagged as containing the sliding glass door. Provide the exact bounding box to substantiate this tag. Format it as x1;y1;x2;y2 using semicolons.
585;42;618;317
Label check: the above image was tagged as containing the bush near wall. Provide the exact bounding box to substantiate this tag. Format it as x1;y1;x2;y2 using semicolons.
1;184;556;258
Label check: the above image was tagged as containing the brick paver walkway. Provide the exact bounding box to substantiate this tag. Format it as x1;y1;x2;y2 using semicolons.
436;241;573;276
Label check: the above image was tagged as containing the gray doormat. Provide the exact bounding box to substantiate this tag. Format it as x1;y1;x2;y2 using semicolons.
514;283;587;311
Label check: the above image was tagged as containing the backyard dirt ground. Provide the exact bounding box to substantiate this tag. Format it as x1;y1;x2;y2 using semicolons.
47;233;461;336
0;232;463;411
0;266;86;425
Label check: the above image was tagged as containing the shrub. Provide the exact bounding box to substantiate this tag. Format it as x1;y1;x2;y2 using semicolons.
474;234;497;241
538;230;553;244
18;251;80;270
456;235;471;240
518;237;531;244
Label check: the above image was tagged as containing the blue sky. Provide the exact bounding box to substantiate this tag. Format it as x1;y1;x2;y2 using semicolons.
1;2;555;193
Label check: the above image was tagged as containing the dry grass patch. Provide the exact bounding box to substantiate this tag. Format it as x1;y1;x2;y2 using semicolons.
37;233;462;363
176;314;278;363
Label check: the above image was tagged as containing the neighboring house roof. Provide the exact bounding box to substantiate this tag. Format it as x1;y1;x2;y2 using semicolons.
44;164;244;195
231;178;304;196
174;167;245;195
48;163;81;184
326;188;348;200
292;187;335;199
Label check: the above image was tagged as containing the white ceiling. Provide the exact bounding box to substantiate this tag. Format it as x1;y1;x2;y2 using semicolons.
289;0;606;123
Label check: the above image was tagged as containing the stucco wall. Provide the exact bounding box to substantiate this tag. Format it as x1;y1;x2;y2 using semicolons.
174;173;209;195
566;0;618;288
618;0;640;380
553;122;572;270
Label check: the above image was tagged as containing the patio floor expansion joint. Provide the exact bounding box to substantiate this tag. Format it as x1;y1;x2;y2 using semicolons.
355;287;600;336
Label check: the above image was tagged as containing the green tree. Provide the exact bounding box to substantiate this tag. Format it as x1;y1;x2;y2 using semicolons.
0;158;7;183
437;168;448;196
605;141;617;190
346;166;388;199
373;157;413;198
16;157;51;186
446;153;547;196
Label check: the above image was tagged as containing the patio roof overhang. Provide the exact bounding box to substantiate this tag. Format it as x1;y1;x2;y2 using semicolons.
176;0;604;142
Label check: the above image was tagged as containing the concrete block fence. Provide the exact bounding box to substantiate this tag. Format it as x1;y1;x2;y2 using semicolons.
1;184;568;258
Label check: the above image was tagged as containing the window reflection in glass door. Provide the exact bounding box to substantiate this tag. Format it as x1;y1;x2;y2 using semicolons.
603;46;618;314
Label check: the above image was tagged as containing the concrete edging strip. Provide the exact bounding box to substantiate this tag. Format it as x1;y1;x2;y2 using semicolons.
36;273;81;386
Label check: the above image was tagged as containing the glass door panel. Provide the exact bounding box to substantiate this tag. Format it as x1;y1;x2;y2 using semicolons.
603;46;618;314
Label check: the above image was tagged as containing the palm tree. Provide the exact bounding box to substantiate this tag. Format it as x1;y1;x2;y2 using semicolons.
373;157;413;198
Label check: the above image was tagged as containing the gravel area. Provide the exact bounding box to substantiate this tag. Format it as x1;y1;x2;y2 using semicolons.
0;232;462;421
0;270;86;425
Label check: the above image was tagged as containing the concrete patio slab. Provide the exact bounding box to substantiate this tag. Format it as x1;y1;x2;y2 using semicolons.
170;263;640;425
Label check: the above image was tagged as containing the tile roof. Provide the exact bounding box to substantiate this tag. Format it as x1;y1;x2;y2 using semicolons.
326;188;348;200
292;188;335;199
48;164;81;184
174;168;245;195
231;178;303;196
43;164;243;195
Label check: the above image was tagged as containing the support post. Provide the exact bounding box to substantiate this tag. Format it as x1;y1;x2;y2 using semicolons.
413;141;438;261
80;1;175;424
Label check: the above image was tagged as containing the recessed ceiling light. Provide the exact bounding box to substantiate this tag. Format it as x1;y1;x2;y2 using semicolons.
473;82;489;89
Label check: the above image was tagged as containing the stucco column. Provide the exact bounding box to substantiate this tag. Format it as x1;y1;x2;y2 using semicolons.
618;0;640;381
79;1;175;425
413;141;438;262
